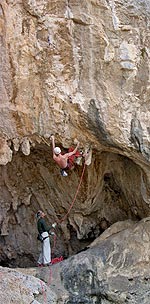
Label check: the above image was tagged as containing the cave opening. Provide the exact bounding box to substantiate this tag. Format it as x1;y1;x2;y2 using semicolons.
0;145;150;268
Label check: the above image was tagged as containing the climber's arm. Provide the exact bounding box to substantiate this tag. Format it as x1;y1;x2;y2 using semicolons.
65;142;80;158
51;135;55;156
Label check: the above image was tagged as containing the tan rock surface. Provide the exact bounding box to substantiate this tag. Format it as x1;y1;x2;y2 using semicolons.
0;0;150;157
0;0;150;270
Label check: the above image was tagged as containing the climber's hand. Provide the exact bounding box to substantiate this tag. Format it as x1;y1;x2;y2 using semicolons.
51;232;55;236
52;222;57;228
74;138;79;145
50;135;54;140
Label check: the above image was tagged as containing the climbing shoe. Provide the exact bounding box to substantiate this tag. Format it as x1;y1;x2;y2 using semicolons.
62;171;68;177
60;169;68;177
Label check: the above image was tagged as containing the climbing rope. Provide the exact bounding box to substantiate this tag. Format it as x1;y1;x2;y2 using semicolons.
40;162;86;304
38;139;86;304
52;161;86;260
58;160;86;223
40;280;47;303
51;234;57;256
48;160;86;264
38;135;86;223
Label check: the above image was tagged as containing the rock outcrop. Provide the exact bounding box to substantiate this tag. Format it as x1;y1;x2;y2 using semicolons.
0;266;54;304
0;0;150;280
61;218;150;303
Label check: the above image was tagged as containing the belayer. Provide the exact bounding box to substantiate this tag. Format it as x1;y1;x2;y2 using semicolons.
36;210;56;267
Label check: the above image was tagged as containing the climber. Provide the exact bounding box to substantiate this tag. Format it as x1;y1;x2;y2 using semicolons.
51;135;80;176
36;210;57;267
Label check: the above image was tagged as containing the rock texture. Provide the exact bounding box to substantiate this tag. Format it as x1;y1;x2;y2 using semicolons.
2;218;150;304
0;0;150;272
61;218;150;303
0;0;150;156
0;262;68;304
0;265;56;304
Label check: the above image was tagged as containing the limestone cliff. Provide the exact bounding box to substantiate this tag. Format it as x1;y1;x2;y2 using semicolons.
0;0;150;270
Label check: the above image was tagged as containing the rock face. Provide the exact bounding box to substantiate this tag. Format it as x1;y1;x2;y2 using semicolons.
0;0;150;155
61;218;150;304
0;0;150;269
0;266;54;304
3;219;150;304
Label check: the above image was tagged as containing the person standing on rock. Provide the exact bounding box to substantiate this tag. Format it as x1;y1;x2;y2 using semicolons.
36;210;56;267
51;135;80;177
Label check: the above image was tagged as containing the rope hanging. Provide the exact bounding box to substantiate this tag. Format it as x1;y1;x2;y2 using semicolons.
58;161;86;223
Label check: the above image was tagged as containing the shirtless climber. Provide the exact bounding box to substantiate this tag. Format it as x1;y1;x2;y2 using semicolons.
51;135;80;176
